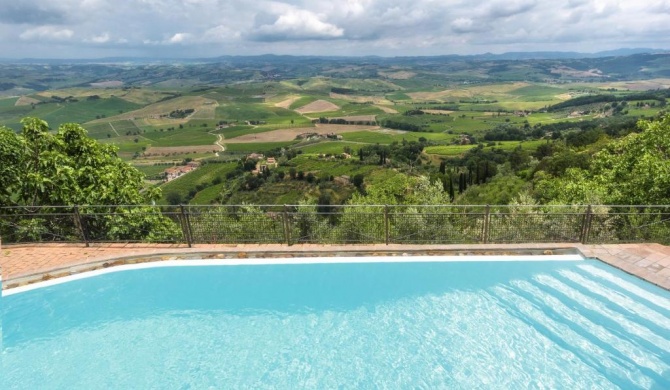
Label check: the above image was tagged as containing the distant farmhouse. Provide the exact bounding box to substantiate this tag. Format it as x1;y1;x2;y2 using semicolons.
163;161;200;182
295;132;343;141
246;153;278;175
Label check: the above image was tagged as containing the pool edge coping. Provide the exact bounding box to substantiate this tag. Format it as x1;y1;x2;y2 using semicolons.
2;247;584;291
2;245;668;292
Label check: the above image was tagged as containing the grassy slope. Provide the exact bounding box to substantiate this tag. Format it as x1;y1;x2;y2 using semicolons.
424;140;547;156
158;162;238;204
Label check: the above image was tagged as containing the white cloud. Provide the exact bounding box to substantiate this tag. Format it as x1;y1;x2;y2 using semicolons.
88;32;110;43
168;33;191;43
19;26;74;41
0;0;669;57
252;8;344;41
451;18;486;34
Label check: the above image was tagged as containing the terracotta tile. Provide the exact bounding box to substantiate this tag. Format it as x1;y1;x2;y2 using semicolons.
643;253;667;263
1;243;669;291
655;258;670;267
634;259;654;267
626;248;653;258
652;245;670;256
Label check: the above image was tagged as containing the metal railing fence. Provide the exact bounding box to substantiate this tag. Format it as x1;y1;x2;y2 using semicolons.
2;204;670;246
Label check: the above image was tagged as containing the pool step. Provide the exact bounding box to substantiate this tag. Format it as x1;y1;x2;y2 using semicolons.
536;274;670;355
493;285;655;389
492;266;670;389
577;264;670;313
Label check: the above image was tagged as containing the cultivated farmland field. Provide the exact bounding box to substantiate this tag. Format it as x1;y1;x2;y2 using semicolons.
424;140;547;157
295;99;340;114
223;124;380;143
2;53;667;206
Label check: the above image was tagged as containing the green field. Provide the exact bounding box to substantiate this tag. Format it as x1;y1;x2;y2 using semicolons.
143;128;216;147
2;63;665;207
289;96;320;109
286;154;377;177
0;97;18;108
31;97;140;129
216;104;310;127
297;141;363;154
133;164;170;178
309;101;386;118
85;119;145;139
190;183;227;204
159;162;238;204
508;85;566;101
424;140;547;156
226;180;315;205
224;141;297;152
342;130;454;144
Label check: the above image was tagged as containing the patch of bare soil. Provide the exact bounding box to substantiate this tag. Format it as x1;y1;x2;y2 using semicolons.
295;99;340;114
375;105;398;114
555;93;574;100
379;71;416;79
15;96;41;106
275;96;300;109
144;145;220;155
550;67;604;78
90;80;124;88
330;115;377;122
618;79;670;91
224;123;379;143
423;109;454;115
328;93;390;104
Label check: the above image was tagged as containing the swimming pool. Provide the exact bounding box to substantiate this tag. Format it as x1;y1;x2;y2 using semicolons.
2;256;669;388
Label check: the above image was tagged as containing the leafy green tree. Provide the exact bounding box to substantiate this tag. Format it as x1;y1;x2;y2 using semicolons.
508;146;530;171
457;174;528;205
0;118;179;242
0;118;160;206
352;174;365;190
535;116;670;205
336;174;454;243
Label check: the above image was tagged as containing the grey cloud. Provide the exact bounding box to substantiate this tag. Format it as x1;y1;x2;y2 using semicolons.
650;0;670;13
0;0;668;58
565;0;589;9
0;2;68;25
485;0;537;19
451;18;489;34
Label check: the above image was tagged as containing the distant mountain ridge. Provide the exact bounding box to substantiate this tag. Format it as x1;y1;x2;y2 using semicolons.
1;48;668;65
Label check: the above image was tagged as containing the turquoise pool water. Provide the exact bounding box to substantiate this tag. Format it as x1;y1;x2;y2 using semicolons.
2;257;669;389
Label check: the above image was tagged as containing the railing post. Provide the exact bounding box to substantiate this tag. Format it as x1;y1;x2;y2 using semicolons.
73;205;89;247
482;204;491;244
580;205;593;244
282;204;292;246
179;204;193;247
384;205;390;245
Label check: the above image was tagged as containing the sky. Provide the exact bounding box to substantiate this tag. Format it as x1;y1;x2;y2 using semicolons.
1;0;669;59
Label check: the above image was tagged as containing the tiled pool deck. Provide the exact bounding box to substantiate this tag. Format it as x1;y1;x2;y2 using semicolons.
1;242;669;291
